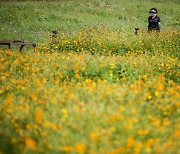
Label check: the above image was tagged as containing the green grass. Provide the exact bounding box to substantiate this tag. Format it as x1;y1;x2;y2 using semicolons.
0;0;179;44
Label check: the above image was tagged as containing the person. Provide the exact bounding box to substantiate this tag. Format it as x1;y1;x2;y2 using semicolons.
148;8;161;32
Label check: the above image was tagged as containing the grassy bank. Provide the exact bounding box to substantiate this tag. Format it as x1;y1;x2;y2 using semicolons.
0;0;179;44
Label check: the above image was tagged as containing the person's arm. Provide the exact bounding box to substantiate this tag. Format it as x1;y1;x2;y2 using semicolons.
158;17;161;31
158;22;161;31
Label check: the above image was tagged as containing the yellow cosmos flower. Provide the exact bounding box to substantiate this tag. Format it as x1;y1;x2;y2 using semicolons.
74;143;85;154
43;121;52;128
34;108;43;124
25;137;36;149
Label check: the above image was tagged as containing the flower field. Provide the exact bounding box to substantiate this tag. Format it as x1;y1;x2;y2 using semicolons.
0;27;180;154
0;0;180;153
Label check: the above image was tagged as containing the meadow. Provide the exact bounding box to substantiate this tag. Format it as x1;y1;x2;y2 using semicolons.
0;0;180;154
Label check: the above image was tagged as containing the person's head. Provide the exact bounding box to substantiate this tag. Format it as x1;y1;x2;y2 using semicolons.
149;8;158;17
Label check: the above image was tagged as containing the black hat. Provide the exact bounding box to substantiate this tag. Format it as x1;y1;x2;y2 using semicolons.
149;8;158;13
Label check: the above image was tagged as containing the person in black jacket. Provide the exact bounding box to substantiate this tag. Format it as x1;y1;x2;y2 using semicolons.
148;8;161;32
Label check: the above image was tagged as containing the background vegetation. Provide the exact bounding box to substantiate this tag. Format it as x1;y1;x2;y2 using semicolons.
0;0;179;43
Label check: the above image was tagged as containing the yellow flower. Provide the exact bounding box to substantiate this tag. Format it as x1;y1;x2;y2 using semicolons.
131;109;137;114
138;129;150;135
141;75;147;80
109;63;115;68
66;57;70;61
75;73;80;78
90;131;100;142
4;93;14;107
35;78;42;87
59;145;74;152
163;118;169;125
145;138;154;148
34;108;43;124
61;108;68;122
52;124;61;130
50;98;57;104
61;108;68;115
134;142;143;154
6;108;13;114
119;106;125;112
146;92;152;100
175;101;180;107
26;124;32;130
126;137;135;147
31;93;38;102
109;71;113;76
176;129;180;139
108;147;127;154
25;137;36;149
74;143;85;154
43;121;52;128
108;114;124;123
